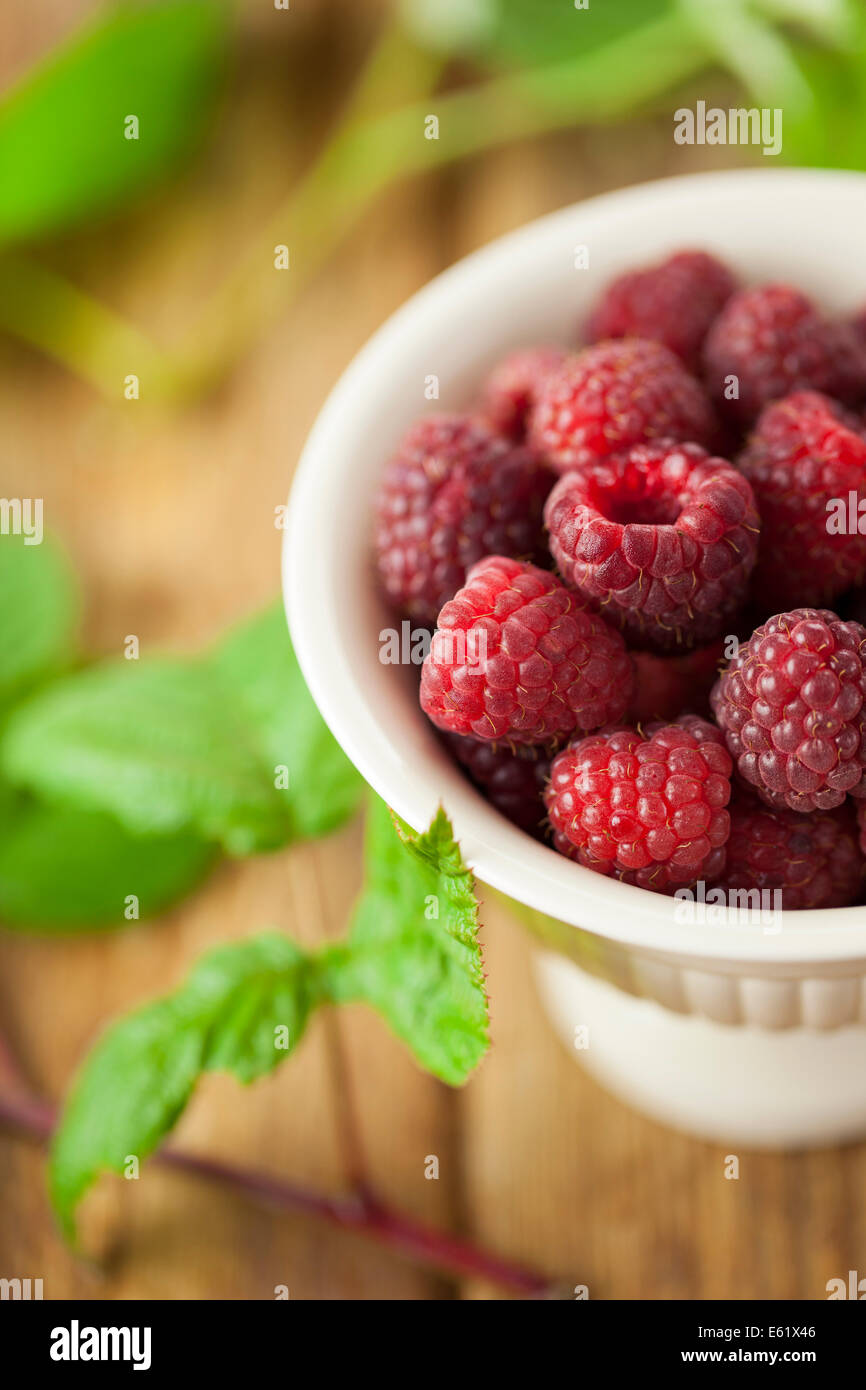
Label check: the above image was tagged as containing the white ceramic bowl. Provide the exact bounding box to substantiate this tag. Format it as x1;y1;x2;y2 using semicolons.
285;169;866;1148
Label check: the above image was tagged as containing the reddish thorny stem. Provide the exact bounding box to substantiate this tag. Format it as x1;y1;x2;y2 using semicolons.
0;1080;556;1298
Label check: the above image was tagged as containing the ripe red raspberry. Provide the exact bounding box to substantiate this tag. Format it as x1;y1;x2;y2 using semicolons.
419;555;634;746
443;732;549;838
375;414;555;627
545;441;759;651
628;641;724;724
703;284;866;426
586;250;737;369
545;716;732;893
718;792;862;910
711;608;866;812
528;339;717;474
481;346;567;440
857;801;866;856
738;391;866;611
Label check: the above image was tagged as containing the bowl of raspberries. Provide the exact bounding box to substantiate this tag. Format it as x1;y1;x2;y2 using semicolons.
286;171;866;1145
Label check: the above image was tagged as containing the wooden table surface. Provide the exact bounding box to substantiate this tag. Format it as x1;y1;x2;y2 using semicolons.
2;0;865;1301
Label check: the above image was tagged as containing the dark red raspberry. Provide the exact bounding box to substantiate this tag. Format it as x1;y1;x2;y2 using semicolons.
586;250;736;369
419;555;634;746
528;339;717;474
545;441;759;651
544;716;732;894
711;608;866;811
628;641;724;724
443;732;549;838
375;414;554;627
703;284;866;426
738;391;866;611
481;346;567;440
718;792;862;910
858;801;866;856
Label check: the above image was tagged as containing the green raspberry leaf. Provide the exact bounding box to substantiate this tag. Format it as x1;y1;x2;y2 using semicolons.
0;802;214;931
0;533;79;704
403;0;672;66
327;798;489;1086
1;603;363;856
487;0;673;66
0;778;19;832
0;0;228;246
1;658;291;855
208;602;364;842
49;933;320;1241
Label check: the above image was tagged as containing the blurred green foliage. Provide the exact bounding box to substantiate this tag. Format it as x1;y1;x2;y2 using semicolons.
785;7;866;167
470;0;674;67
2;602;362;858
0;804;215;930
0;533;78;709
0;0;863;396
0;0;228;245
0;540;361;932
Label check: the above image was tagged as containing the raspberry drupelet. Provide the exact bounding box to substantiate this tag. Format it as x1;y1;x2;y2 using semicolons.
718;792;863;910
585;249;737;369
544;715;732;894
419;555;635;746
544;441;759;652
528;339;717;474
711;608;866;811
374;413;555;628
737;390;866;611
